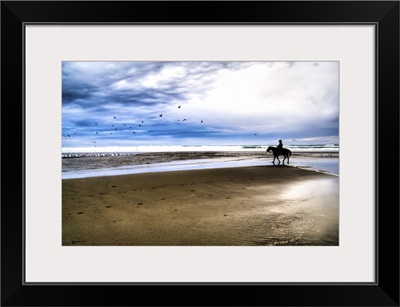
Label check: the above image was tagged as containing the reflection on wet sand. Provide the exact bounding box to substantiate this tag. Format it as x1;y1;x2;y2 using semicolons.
253;178;338;245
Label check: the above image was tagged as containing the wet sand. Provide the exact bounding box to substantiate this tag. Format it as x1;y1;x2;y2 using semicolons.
62;165;339;246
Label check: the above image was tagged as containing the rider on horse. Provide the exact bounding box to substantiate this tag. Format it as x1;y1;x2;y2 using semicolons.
277;140;283;154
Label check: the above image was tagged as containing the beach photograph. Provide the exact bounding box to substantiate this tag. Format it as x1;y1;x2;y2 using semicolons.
62;61;339;246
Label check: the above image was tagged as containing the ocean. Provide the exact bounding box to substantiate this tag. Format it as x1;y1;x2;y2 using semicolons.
62;144;339;179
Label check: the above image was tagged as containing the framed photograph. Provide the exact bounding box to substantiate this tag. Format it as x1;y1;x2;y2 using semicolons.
2;1;399;306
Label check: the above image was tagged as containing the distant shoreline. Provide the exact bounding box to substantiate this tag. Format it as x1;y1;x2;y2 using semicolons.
62;144;339;156
62;150;339;158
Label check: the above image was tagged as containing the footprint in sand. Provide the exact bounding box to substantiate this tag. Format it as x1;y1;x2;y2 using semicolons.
137;202;143;205
77;212;84;214
105;205;112;208
112;185;117;188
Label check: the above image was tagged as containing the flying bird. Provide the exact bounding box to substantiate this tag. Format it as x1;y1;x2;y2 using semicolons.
201;120;203;123
159;114;162;117
178;105;181;109
182;119;187;122
113;116;117;119
63;130;78;138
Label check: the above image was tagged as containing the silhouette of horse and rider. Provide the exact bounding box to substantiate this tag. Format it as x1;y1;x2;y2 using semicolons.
267;140;292;165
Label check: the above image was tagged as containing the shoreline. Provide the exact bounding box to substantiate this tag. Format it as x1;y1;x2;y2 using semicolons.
62;151;339;179
62;150;339;159
62;165;339;246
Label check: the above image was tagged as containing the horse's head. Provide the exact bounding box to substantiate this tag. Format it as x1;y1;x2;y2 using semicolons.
266;146;273;152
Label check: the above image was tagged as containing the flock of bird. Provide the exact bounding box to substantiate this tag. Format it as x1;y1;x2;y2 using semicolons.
63;104;212;147
64;103;261;147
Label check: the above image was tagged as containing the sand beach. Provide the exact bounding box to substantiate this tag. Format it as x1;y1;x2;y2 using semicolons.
62;165;339;246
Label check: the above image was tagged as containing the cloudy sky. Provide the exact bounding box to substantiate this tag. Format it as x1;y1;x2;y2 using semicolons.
62;61;339;148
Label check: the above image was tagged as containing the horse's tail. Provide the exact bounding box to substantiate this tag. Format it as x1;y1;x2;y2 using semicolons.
288;149;292;156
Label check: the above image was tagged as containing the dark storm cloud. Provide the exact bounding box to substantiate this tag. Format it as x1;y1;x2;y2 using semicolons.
62;84;99;104
62;61;212;108
107;88;185;105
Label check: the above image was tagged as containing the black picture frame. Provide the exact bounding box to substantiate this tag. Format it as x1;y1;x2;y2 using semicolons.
1;1;399;306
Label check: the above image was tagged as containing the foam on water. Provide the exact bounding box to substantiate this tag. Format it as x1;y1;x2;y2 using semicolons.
62;144;339;157
62;157;270;179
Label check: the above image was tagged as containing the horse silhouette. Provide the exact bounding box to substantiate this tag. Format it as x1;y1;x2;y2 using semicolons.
267;146;292;165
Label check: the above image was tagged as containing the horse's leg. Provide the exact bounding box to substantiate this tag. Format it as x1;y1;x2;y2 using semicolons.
283;156;286;165
277;156;280;165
